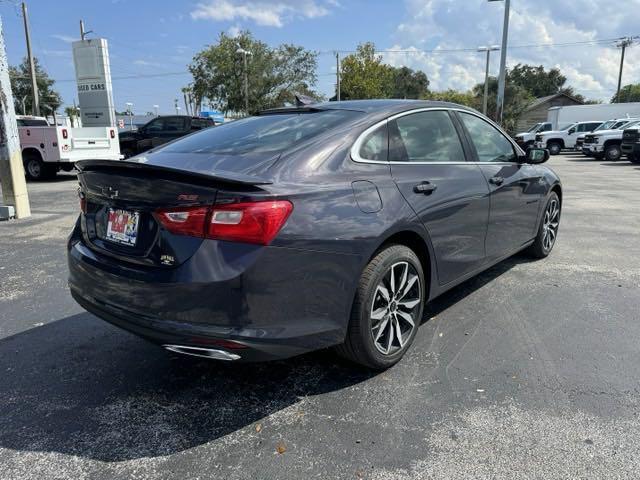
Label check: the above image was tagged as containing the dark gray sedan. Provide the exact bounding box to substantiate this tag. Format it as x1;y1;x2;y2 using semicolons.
68;100;562;369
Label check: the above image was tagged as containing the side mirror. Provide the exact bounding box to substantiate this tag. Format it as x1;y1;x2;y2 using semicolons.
526;148;550;164
568;128;575;135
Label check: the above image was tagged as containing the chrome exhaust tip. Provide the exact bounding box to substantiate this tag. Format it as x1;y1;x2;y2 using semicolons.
163;344;241;361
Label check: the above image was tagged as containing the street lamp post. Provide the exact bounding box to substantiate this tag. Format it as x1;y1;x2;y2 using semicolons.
153;104;159;117
489;0;510;125
237;48;252;115
125;102;133;130
477;45;500;116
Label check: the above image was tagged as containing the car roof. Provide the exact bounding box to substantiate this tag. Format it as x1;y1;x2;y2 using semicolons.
262;99;479;116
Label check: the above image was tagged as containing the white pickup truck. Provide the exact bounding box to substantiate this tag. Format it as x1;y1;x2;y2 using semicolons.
581;118;640;161
513;122;553;150
534;120;603;155
17;115;122;180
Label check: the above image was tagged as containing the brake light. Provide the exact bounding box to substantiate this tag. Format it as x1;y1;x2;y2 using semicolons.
62;128;68;139
154;200;293;245
208;201;293;245
154;206;209;237
78;189;86;213
110;129;115;139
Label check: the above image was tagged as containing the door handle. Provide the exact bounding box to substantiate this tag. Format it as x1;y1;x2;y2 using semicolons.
413;182;437;195
489;176;504;186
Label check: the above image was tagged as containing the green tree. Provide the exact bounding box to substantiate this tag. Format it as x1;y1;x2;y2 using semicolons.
390;66;429;99
9;57;62;115
507;64;567;98
340;42;394;100
64;105;80;127
611;83;640;103
189;30;319;114
426;89;480;109
472;77;535;134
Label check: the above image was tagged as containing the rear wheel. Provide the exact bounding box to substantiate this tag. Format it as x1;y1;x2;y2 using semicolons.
604;144;622;161
336;245;425;369
547;142;562;156
23;151;53;181
630;153;640;165
528;192;561;259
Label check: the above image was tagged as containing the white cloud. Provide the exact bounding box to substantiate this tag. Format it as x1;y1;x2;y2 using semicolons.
190;0;335;27
389;0;640;101
51;34;76;43
227;24;242;37
133;59;164;67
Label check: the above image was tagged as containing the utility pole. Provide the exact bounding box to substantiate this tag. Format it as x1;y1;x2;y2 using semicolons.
336;52;341;101
21;2;39;116
478;45;500;116
0;15;31;219
490;0;510;124
615;37;633;103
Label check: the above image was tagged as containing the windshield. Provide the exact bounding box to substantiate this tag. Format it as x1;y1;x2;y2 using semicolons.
558;123;574;131
617;120;639;130
595;121;616;131
527;123;542;133
161;110;362;155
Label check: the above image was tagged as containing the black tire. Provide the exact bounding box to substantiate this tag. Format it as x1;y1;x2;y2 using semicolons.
547;142;562;156
604;144;622;161
630;153;640;165
335;244;425;369
23;151;51;181
528;192;561;259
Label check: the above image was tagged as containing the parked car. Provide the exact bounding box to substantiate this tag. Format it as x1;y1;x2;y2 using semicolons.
513;122;553;150
619;125;640;164
582;119;640;160
69;100;562;369
118;115;215;158
534;120;603;155
17;115;121;180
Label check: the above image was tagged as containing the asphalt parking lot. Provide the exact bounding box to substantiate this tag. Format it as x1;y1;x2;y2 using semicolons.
1;153;639;479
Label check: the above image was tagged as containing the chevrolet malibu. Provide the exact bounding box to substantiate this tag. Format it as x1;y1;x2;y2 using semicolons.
68;100;562;369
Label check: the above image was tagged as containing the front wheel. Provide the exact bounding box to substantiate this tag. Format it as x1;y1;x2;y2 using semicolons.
23;152;53;181
630;153;640;165
335;245;425;369
547;142;562;156
528;192;561;259
604;144;622;161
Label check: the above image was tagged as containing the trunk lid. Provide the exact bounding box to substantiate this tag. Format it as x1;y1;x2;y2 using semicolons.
76;159;271;267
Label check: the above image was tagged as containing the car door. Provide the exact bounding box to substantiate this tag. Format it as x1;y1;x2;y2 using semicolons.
138;117;164;151
157;116;189;144
388;109;490;286
456;111;544;261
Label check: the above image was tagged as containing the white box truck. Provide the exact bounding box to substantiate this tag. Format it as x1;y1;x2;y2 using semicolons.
17;115;122;180
547;103;640;130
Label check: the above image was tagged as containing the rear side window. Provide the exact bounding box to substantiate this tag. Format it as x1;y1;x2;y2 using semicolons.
17;118;48;127
358;124;388;161
191;118;212;130
163;117;188;132
162;110;362;155
389;110;465;163
459;112;516;163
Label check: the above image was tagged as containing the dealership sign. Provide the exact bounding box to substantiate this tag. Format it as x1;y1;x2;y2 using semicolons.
72;38;116;127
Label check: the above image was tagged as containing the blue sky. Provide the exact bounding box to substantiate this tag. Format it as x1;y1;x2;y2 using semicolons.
1;0;639;114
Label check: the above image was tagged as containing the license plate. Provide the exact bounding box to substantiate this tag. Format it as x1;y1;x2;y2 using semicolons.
106;208;139;246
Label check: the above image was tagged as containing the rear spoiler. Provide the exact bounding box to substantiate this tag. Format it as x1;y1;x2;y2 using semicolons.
75;159;273;186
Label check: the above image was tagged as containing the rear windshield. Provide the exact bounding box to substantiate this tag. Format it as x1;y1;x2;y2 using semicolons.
161;110;362;155
17;118;49;127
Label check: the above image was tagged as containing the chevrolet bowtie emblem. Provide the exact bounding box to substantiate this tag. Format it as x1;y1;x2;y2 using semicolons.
101;186;119;199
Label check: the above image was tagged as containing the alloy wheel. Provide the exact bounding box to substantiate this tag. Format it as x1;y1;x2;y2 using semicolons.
370;261;421;355
542;198;560;252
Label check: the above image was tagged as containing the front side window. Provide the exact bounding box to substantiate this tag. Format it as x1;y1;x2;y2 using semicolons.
145;118;163;133
163;117;188;132
459;112;517;163
541;123;552;132
358;124;388;161
390;110;465;163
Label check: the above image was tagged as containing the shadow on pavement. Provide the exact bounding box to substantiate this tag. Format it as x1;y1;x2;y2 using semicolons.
0;253;532;462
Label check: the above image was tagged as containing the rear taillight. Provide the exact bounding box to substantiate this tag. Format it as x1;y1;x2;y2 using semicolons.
154;206;209;237
62;128;68;139
154;200;293;245
78;189;86;213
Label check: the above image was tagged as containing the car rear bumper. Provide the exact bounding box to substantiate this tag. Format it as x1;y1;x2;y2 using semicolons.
67;225;360;362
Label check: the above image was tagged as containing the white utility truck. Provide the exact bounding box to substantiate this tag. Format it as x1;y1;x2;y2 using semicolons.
17;115;122;180
582;118;640;161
